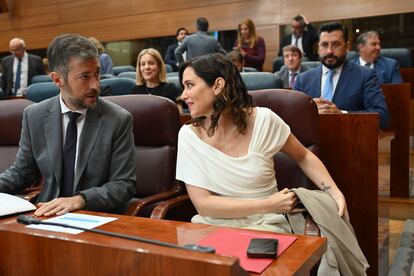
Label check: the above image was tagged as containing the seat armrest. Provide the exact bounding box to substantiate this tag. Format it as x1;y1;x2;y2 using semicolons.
15;187;42;203
125;183;184;216
150;194;192;220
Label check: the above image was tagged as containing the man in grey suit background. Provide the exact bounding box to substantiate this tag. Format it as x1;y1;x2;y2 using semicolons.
0;34;136;216
175;17;226;65
1;38;45;98
275;45;310;88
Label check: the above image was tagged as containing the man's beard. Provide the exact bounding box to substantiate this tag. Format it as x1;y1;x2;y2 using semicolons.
319;53;347;69
63;84;99;110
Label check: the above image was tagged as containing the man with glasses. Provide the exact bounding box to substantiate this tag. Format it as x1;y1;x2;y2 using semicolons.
1;38;45;98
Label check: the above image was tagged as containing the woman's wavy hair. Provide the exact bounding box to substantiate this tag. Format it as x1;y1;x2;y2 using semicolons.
179;53;253;136
136;48;167;85
237;18;258;49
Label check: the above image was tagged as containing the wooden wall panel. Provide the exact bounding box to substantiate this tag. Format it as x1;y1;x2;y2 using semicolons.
280;0;414;24
0;0;281;50
0;0;413;72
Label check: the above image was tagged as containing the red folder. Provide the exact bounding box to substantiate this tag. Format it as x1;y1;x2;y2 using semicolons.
198;228;297;273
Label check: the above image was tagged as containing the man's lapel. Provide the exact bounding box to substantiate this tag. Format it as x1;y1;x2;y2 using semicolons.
311;66;323;98
43;96;63;185
74;100;103;188
332;61;352;103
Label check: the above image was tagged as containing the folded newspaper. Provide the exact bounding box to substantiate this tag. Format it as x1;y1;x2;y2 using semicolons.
0;193;36;216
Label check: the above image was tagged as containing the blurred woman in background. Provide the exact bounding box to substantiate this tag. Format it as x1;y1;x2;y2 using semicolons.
234;19;266;71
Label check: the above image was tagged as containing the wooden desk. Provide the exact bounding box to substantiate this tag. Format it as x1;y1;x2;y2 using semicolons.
319;113;379;276
0;211;326;276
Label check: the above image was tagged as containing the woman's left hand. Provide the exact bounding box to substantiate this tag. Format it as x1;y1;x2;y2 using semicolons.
330;190;349;220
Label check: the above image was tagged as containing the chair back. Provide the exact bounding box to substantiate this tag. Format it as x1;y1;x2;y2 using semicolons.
243;67;258;72
346;51;358;60
167;72;178;78
26;83;59;103
31;75;53;84
380;48;413;68
165;64;174;73
117;71;136;79
105;95;180;198
241;72;282;90
113;65;136;76
272;56;284;73
0;99;33;173
100;78;136;96
167;75;181;91
100;74;116;80
250;89;319;190
302;61;321;69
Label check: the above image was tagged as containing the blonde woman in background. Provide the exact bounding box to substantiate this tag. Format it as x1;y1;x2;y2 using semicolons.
131;48;180;103
234;19;266;71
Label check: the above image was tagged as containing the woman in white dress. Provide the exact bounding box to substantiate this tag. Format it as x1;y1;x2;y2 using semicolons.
176;53;348;232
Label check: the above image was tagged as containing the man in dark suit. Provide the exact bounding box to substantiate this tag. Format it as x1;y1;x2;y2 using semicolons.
278;14;318;61
175;17;226;65
275;45;310;88
351;31;403;84
294;22;389;129
0;34;136;216
1;38;45;98
165;27;189;72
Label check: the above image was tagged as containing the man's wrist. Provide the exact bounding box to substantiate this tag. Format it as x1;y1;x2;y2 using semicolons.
77;193;87;209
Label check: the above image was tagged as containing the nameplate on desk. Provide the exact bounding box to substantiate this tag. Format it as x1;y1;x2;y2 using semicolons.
0;193;36;217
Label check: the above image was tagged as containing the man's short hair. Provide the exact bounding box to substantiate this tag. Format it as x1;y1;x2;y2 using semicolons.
318;21;348;42
292;15;305;27
356;31;379;46
227;50;243;63
176;27;189;37
282;45;302;59
196;17;209;32
47;34;99;80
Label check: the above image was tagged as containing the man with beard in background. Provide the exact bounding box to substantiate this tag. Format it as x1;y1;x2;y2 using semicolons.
294;22;389;129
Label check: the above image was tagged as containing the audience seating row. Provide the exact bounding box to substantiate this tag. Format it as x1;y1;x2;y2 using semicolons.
26;71;283;102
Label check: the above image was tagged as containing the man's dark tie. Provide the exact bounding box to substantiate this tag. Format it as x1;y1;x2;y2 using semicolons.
14;59;22;95
60;112;81;197
294;37;299;47
289;72;297;88
365;62;371;68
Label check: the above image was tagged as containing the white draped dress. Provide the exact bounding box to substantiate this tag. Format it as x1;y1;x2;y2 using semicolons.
176;107;292;233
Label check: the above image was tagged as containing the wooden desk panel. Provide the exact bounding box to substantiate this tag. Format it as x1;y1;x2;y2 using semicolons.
381;83;411;197
0;211;326;276
319;113;378;276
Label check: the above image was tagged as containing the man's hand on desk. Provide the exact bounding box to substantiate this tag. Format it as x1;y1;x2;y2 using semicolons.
34;195;86;216
313;98;342;114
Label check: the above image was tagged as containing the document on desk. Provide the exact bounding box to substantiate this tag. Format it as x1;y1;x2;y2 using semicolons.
27;213;117;234
0;193;36;217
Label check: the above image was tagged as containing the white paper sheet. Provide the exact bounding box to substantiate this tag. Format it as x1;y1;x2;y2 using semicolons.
27;213;117;234
0;193;36;216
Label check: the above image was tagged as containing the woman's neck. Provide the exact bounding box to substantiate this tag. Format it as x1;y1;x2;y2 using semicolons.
145;79;161;88
203;111;235;135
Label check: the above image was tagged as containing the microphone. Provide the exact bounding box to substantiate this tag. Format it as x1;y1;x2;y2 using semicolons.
16;215;215;253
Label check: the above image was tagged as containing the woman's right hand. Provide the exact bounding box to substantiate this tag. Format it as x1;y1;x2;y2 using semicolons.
266;188;304;213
